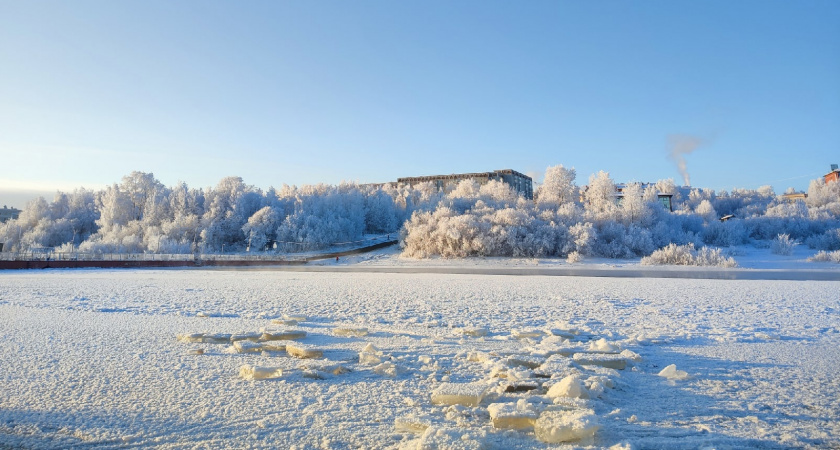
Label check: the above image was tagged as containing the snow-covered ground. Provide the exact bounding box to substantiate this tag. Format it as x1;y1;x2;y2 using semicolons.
1;258;839;449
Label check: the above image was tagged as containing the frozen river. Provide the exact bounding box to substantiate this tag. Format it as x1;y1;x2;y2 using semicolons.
1;268;838;448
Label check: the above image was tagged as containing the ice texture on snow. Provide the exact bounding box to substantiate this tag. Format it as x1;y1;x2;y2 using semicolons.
431;383;488;407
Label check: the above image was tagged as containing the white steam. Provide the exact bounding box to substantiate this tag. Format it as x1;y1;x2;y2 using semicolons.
668;134;704;186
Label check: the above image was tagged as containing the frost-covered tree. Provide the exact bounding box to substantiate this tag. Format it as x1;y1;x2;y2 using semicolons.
536;165;578;209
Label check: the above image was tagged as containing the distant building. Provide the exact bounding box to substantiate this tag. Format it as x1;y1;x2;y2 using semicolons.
0;206;21;223
395;169;534;199
825;164;840;184
614;183;674;211
781;192;807;203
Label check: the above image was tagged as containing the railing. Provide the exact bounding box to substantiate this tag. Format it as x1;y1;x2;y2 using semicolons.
0;234;396;262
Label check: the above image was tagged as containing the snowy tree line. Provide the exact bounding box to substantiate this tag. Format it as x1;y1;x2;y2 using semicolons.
2;167;839;258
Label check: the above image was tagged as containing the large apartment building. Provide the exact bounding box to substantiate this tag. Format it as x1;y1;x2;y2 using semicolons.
396;169;534;199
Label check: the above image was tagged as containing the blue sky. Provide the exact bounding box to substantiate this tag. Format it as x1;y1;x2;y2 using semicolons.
1;0;838;207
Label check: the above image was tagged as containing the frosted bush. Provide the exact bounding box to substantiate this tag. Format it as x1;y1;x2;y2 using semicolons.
808;250;840;263
641;243;737;268
770;234;796;256
806;228;840;251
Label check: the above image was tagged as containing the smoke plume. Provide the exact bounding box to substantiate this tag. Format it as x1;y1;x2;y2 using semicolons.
667;134;704;186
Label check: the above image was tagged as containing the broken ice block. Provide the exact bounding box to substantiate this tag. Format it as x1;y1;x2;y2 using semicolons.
203;333;233;344
506;355;544;369
233;340;263;354
239;364;283;380
260;329;307;341
176;333;205;343
373;361;399;377
546;375;590;399
511;329;545;339
534;355;581;379
230;332;262;342
283;313;308;322
658;364;690;380
572;353;627;370
587;338;620;353
259;341;287;352
395;415;434;434
459;327;489;337
286;343;323;359
359;352;382;365
466;351;491;363
431;382;488;407
534;409;600;443
270;318;298;326
487;401;538;429
333;327;369;337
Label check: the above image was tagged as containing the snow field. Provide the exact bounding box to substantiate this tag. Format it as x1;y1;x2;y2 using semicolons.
0;269;839;448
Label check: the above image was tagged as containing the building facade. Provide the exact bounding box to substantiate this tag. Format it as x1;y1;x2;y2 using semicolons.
0;206;21;223
825;164;840;184
397;169;534;199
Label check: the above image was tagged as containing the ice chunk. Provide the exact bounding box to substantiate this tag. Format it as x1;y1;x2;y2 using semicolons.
503;381;539;393
619;349;642;362
487;400;537;429
203;333;233;343
259;341;287;352
176;333;205;343
458;327;489;337
417;426;484;450
260;329;307;341
572;353;628;370
658;364;690;380
431;382;488;407
506;355;544;369
270;318;298;326
534;355;581;379
230;332;262;342
546;375;590;399
359;352;382;365
333;327;369;337
373;361;399;377
283;313;308;322
418;355;433;364
535;409;599;443
239;364;283;380
233;340;264;354
359;342;384;364
511;328;545;339
466;351;491;363
361;343;382;355
587;338;620;353
395;415;434;434
286;343;323;359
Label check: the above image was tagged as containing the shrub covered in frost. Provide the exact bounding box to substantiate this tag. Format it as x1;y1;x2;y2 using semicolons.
641;243;737;268
770;234;796;256
808;250;840;263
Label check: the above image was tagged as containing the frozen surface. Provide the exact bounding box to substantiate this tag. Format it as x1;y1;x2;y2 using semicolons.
0;267;839;448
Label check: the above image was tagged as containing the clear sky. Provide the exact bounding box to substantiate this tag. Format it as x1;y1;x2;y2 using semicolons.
1;0;838;208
